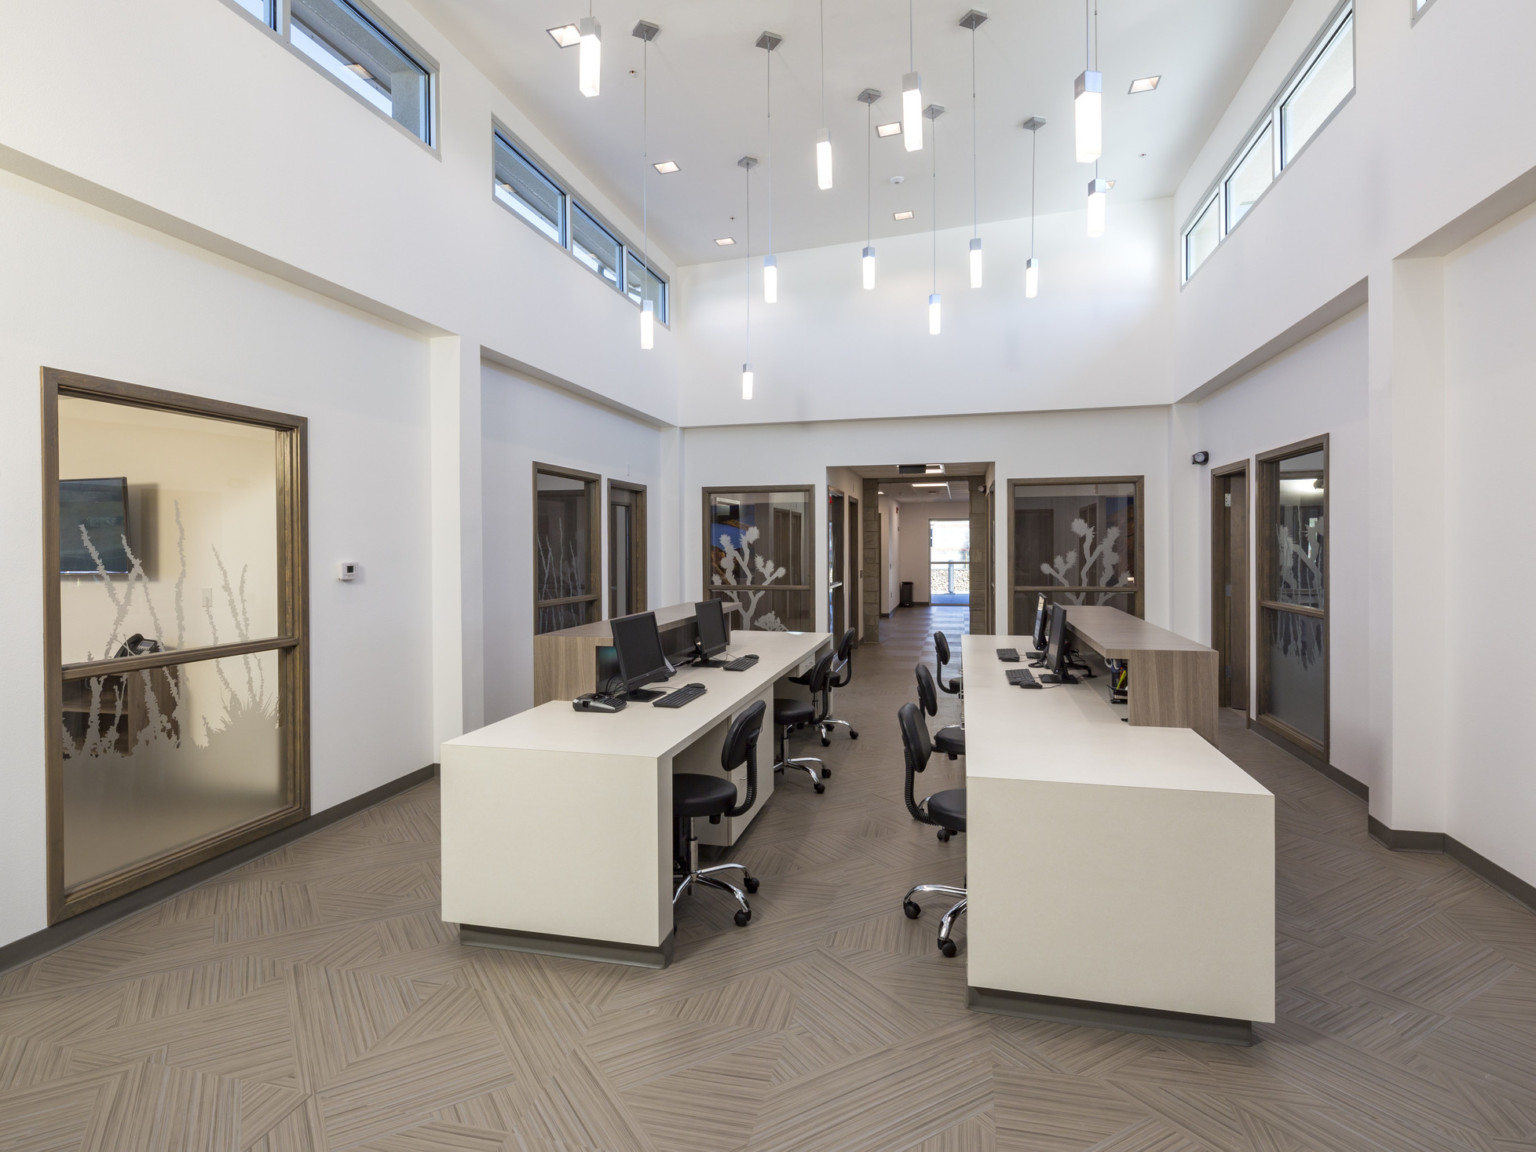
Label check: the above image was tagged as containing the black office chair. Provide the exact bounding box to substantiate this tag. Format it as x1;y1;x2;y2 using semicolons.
792;629;860;746
897;702;966;957
773;651;836;792
933;631;962;695
915;665;965;760
673;700;765;926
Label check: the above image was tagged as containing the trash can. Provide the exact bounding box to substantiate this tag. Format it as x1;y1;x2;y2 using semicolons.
900;581;914;607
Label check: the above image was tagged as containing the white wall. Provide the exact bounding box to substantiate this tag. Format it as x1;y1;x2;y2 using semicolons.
1440;201;1536;883
0;172;435;947
675;200;1177;427
1171;307;1372;789
480;363;674;720
897;499;973;605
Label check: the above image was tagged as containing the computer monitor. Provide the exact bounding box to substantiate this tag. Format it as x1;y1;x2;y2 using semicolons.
694;599;730;664
1043;603;1078;684
610;611;672;701
1031;593;1050;653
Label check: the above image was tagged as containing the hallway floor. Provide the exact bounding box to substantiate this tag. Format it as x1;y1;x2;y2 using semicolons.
2;604;1536;1149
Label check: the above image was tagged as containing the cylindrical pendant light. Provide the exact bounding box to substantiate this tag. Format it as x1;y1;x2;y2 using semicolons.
635;21;660;350
739;155;757;398
816;0;832;189
1087;170;1108;238
1074;0;1101;163
902;0;923;152
858;87;880;289
758;32;781;303
961;11;986;289
927;103;943;334
1023;115;1045;298
578;11;601;98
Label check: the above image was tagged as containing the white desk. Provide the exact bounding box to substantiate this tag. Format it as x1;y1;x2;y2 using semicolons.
440;630;828;967
963;634;1275;1043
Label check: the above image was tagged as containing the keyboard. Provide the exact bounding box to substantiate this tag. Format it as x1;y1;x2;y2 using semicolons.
996;648;1020;662
723;654;759;672
654;682;708;708
1006;668;1041;689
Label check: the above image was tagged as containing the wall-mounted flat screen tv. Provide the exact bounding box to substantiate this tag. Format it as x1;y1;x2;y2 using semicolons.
59;477;130;575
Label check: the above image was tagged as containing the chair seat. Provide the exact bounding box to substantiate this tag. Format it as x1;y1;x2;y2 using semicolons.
934;726;966;757
787;671;813;686
926;788;966;832
774;697;815;726
673;773;738;818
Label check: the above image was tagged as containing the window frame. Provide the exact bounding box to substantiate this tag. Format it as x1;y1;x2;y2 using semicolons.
1006;475;1145;633
607;481;648;619
533;462;602;635
41;368;311;924
1412;0;1438;23
1180;0;1354;284
490;123;670;326
702;485;817;632
1255;435;1330;763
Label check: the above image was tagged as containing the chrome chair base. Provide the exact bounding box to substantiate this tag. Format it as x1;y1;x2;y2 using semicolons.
817;717;859;744
674;819;759;926
902;882;967;957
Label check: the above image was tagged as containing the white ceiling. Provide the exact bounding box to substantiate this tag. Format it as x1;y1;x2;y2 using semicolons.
413;0;1290;266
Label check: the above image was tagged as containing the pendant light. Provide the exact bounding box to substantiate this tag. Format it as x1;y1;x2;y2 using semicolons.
757;32;781;304
578;2;601;97
902;0;923;152
858;88;880;289
1074;0;1101;163
925;104;944;334
1087;164;1108;237
816;0;832;189
1022;116;1045;297
634;21;660;350
960;11;986;289
738;156;757;398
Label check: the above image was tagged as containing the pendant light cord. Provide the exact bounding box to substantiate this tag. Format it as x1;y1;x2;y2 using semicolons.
819;0;826;127
765;47;773;258
866;100;872;246
970;26;978;239
931;117;937;294
745;165;751;362
641;39;648;274
1029;127;1037;258
909;0;914;70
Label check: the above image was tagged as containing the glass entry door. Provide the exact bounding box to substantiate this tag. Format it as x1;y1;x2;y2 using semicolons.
929;519;970;605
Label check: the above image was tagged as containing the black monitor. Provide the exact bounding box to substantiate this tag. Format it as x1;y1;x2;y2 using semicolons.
1031;593;1050;653
1043;603;1078;684
694;599;729;664
611;611;672;701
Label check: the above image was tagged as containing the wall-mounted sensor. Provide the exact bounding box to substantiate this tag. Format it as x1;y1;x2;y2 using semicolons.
338;562;359;581
1191;451;1210;465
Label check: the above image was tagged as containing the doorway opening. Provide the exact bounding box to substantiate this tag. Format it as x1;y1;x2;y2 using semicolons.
929;519;970;605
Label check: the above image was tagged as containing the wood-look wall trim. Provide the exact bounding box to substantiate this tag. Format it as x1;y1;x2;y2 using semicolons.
1368;818;1536;916
1250;718;1367;800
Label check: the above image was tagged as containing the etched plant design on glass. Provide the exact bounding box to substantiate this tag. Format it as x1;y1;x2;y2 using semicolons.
537;519;589;633
1039;518;1124;605
1274;514;1324;670
712;525;790;631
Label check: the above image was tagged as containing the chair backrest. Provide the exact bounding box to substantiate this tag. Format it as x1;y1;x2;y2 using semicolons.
720;699;765;818
830;628;856;688
898;701;933;822
915;663;939;718
934;630;952;667
836;628;856;663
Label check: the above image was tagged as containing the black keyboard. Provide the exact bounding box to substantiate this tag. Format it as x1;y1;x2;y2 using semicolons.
723;654;759;672
655;682;708;708
1006;668;1041;689
996;648;1020;662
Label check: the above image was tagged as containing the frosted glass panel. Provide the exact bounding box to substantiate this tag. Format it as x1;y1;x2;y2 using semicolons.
1264;612;1325;745
1273;449;1325;609
536;470;597;634
707;490;812;631
1012;481;1138;603
61;649;286;889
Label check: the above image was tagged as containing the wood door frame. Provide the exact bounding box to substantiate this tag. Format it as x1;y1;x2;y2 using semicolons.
1006;475;1146;633
605;479;647;618
846;494;860;643
1210;460;1250;712
42;368;310;923
533;462;602;634
827;487;846;639
1254;434;1330;763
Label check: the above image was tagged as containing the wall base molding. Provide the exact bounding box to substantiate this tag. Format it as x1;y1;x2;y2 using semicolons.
968;986;1254;1046
0;765;438;975
1369;817;1536;915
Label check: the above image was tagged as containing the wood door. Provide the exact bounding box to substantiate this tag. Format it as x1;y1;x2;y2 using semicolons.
1212;465;1250;711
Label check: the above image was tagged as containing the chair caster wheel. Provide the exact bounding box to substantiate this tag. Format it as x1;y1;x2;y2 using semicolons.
813;782;825;794
745;877;760;893
821;737;831;747
850;730;859;739
734;909;751;926
820;767;832;779
903;900;922;919
939;938;958;958
937;829;952;842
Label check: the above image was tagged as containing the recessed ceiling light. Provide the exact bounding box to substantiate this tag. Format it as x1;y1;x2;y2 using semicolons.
912;481;949;488
876;122;902;138
893;210;914;221
653;160;680;174
1128;75;1160;94
714;237;735;246
547;23;581;48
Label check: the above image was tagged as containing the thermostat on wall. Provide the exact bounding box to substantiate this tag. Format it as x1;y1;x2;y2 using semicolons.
338;562;359;582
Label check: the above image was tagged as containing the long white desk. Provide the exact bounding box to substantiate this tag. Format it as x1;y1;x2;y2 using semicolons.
963;633;1275;1044
440;630;828;967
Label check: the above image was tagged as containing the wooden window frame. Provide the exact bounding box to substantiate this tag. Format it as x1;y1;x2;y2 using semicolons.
533;462;601;635
606;479;648;618
1006;475;1145;634
1255;435;1330;761
42;368;310;924
702;485;816;630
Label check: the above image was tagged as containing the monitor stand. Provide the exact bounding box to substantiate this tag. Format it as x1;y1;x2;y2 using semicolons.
1040;671;1079;685
693;653;726;668
624;687;665;702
